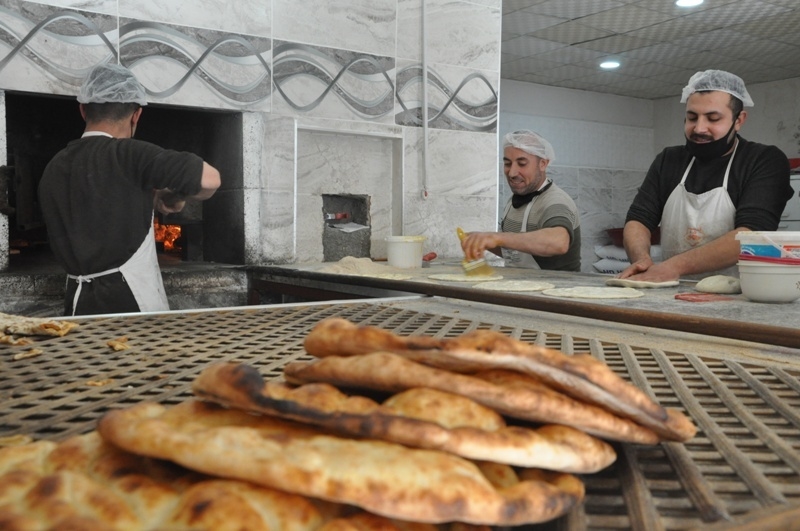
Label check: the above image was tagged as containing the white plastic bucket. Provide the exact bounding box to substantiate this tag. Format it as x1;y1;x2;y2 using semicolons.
737;260;800;303
386;236;426;268
736;231;800;259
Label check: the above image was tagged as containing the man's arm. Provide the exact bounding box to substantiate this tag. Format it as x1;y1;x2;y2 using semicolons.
620;228;746;282
461;227;570;261
618;220;654;278
154;162;220;214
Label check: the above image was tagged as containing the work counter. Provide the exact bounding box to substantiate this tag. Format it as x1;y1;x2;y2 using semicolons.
2;296;800;530
247;261;800;350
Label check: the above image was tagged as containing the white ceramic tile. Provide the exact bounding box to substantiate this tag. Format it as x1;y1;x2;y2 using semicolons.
398;0;501;70
403;193;498;258
0;4;116;95
120;0;270;36
404;128;498;198
26;0;116;15
273;0;396;56
295;130;395;261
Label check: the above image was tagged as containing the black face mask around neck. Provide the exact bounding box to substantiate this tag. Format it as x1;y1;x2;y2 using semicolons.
684;115;738;163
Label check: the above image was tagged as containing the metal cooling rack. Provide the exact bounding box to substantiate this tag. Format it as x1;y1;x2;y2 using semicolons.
2;300;800;530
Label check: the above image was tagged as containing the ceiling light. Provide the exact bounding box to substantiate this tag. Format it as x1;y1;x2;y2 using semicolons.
676;0;704;7
600;59;620;70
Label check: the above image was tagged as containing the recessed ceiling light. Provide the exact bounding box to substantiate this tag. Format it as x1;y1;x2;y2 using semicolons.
600;60;620;70
676;0;704;7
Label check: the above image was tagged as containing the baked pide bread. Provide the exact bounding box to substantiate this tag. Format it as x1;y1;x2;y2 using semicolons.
0;431;343;530
192;361;617;473
284;352;659;444
97;400;585;526
0;430;491;530
301;318;696;442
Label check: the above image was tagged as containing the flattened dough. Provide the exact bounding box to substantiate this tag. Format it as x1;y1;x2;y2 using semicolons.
428;273;504;282
542;287;644;299
605;278;679;289
695;275;741;294
473;280;555;291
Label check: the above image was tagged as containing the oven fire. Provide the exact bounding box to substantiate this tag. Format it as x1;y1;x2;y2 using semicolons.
154;219;182;253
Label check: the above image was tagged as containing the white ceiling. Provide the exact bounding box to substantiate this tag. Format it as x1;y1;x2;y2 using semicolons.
501;0;800;100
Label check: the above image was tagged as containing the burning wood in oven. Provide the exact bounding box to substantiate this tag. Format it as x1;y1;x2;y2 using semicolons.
154;219;182;252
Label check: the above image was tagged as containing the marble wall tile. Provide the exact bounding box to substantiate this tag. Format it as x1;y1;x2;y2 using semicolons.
0;90;5;270
295;130;395;262
404;127;498;197
395;59;498;132
26;0;115;15
272;41;394;123
403;193;497;257
397;0;500;71
577;167;614;189
120;19;271;111
243;114;296;264
119;0;271;36
273;0;396;57
0;1;116;95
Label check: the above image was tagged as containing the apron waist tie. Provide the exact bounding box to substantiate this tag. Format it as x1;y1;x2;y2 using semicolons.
66;267;121;316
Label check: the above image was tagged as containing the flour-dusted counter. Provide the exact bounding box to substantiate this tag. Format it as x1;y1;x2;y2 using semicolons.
246;261;800;349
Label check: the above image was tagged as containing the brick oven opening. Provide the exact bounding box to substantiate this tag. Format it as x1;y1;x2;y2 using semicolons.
3;91;244;271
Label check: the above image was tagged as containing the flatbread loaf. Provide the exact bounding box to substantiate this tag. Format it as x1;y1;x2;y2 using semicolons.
284;352;659;444
472;280;555;291
0;431;344;530
97;400;585;526
302;318;696;442
0;312;79;337
192;362;616;472
543;286;644;298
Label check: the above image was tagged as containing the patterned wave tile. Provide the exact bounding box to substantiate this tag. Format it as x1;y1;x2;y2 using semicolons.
272;40;395;122
120;19;272;110
395;64;497;132
0;1;117;94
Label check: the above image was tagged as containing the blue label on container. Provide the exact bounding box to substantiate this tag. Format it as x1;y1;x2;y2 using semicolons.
740;244;782;257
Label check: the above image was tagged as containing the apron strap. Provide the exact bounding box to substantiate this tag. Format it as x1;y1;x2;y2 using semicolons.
66;267;121;316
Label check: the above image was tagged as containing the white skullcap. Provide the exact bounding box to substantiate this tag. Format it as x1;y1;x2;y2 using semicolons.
77;63;148;106
503;130;556;162
680;69;753;107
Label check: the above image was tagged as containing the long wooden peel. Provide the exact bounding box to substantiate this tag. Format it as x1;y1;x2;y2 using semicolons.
457;227;495;276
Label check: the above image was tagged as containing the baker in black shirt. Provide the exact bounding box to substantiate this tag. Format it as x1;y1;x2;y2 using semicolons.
620;70;793;281
39;63;221;316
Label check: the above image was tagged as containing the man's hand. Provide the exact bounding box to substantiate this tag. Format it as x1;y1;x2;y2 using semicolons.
619;259;681;282
154;190;186;215
461;232;503;260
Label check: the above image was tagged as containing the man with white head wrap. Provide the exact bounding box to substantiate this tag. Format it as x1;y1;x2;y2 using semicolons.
38;63;221;316
460;129;581;271
620;70;792;281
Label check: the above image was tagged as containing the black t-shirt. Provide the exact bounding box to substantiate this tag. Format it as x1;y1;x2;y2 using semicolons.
626;136;793;232
39;136;204;275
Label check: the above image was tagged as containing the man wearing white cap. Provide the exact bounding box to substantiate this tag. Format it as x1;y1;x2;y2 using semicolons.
460;129;581;271
39;63;221;316
620;70;793;281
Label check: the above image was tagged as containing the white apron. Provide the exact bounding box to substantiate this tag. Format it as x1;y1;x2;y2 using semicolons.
67;220;169;316
501;196;541;269
660;140;738;276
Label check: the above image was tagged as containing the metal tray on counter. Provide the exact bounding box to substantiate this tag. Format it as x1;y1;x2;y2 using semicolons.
3;299;800;530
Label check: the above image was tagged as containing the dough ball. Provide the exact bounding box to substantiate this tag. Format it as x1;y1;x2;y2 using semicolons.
695;275;741;294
